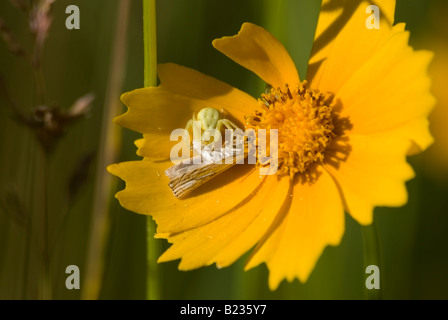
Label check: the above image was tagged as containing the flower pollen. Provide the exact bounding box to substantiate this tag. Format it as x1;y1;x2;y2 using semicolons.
246;81;335;178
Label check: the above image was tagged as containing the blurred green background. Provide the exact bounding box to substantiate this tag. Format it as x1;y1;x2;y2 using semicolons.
0;0;447;300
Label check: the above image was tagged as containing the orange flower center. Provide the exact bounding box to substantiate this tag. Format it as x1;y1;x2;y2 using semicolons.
245;81;334;178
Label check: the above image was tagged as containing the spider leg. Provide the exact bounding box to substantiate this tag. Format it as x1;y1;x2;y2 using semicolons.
217;119;240;150
217;119;239;132
186;112;199;131
185;119;193;131
185;113;203;153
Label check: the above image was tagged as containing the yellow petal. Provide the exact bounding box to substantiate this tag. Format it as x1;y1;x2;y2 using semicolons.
158;63;258;124
308;0;397;93
116;71;256;136
158;175;290;270
245;168;344;290
213;22;300;88
134;134;173;160
334;29;435;153
107;160;175;215
116;87;205;134
108;160;266;234
324;134;415;225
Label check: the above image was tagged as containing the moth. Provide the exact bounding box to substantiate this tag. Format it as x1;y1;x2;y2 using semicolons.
164;108;249;198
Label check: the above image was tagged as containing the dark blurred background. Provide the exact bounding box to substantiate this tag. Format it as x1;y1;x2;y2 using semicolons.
0;0;447;299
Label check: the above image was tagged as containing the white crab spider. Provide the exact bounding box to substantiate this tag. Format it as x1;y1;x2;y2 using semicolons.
185;107;239;147
165;108;245;198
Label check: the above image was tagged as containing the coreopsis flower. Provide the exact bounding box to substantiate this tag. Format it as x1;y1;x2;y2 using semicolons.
109;0;434;289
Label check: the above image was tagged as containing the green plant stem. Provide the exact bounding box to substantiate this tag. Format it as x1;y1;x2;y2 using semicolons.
144;0;158;88
262;0;287;44
143;0;160;300
146;218;160;300
362;222;383;300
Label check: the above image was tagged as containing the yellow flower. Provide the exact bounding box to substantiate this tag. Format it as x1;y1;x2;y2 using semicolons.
108;0;434;290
